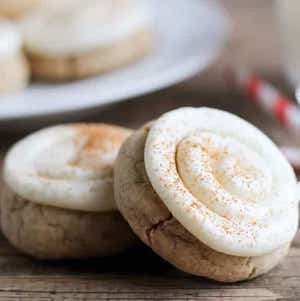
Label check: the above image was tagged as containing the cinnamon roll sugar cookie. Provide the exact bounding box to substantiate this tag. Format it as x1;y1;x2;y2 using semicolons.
21;0;152;81
2;124;136;259
114;107;299;282
0;19;29;94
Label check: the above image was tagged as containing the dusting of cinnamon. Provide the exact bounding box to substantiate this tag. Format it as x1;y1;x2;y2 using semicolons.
70;123;132;169
76;123;131;151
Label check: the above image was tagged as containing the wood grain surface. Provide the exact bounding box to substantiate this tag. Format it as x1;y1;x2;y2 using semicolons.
1;0;300;300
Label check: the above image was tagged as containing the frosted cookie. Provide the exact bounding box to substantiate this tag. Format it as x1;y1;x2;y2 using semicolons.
0;0;40;19
0;19;29;94
114;107;299;282
21;0;152;81
2;124;137;259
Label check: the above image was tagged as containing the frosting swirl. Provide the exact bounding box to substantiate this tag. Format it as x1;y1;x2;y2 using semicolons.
4;124;131;212
0;19;22;57
145;107;299;256
21;0;150;56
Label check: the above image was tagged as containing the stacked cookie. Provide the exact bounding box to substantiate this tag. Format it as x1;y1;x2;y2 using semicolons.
114;107;299;282
2;107;299;282
0;0;152;93
21;0;152;81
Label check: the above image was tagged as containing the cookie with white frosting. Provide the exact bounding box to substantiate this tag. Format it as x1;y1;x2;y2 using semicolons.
0;0;40;19
114;107;299;282
1;123;137;259
0;19;29;94
20;0;152;81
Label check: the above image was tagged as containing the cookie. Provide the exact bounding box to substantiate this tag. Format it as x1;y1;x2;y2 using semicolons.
27;30;151;81
114;108;299;282
2;124;137;259
21;0;152;81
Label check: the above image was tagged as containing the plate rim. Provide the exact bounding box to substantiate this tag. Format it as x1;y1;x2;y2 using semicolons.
0;0;231;121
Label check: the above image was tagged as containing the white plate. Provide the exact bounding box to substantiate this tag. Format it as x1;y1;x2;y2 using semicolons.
0;0;230;121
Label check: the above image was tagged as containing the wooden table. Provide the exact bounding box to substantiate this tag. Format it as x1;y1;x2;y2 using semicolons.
1;0;300;300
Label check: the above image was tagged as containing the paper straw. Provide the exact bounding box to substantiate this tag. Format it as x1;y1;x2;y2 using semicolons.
232;68;300;132
228;68;300;170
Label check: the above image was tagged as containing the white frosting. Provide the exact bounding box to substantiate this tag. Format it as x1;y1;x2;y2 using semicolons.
4;124;131;212
21;0;150;56
0;20;22;57
145;107;299;257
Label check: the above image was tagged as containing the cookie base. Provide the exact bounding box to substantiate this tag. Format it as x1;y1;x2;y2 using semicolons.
114;125;290;283
1;184;137;260
27;30;152;81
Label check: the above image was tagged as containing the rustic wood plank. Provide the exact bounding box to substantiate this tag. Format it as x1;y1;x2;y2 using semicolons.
0;235;298;300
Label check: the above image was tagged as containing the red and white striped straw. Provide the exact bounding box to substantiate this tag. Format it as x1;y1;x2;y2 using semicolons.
233;68;300;132
228;68;300;171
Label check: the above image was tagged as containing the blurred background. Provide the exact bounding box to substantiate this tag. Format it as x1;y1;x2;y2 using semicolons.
0;0;299;157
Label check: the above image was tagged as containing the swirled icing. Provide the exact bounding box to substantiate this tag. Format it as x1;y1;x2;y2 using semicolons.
144;107;299;256
21;0;150;56
4;124;131;212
